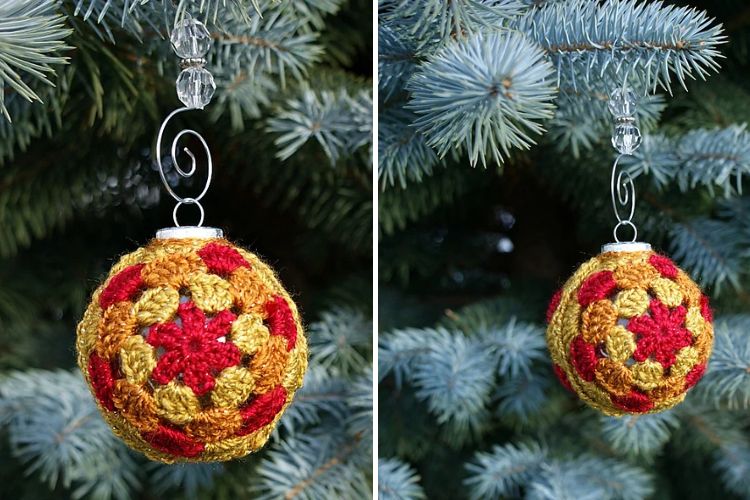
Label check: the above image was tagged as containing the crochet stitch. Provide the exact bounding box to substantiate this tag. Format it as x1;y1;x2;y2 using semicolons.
76;237;307;463
546;249;713;416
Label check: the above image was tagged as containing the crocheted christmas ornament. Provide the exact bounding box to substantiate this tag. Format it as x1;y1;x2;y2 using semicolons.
76;236;307;462
546;246;713;416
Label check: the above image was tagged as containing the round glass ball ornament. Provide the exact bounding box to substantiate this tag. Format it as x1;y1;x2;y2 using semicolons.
546;243;713;416
76;229;307;462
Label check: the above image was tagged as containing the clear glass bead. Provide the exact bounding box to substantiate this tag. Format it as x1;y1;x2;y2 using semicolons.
612;123;642;155
170;17;211;59
608;88;638;118
176;67;215;109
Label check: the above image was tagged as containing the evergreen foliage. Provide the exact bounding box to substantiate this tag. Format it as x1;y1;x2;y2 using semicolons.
379;0;727;186
379;0;750;498
378;457;426;500
0;0;372;498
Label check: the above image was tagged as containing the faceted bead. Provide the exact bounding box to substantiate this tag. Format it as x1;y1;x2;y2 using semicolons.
176;67;216;109
170;17;211;59
611;123;642;155
608;88;638;119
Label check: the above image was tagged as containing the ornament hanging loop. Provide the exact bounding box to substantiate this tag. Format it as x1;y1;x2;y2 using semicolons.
608;87;642;243
172;197;206;228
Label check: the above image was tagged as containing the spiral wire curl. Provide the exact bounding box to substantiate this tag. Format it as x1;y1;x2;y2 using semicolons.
611;154;637;242
156;107;213;227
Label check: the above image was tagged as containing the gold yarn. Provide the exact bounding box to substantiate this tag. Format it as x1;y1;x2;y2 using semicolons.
547;249;713;416
76;237;307;463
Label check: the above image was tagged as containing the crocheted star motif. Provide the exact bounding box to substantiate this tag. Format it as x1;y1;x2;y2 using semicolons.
147;301;241;395
628;299;692;368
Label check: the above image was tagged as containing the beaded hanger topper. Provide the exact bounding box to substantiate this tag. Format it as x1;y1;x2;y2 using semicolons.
157;15;218;235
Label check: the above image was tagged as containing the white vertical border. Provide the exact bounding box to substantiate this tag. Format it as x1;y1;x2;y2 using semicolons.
371;0;379;497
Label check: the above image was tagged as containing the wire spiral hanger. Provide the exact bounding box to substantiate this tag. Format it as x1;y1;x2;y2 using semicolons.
156;108;213;227
155;15;217;228
611;153;636;242
608;87;642;243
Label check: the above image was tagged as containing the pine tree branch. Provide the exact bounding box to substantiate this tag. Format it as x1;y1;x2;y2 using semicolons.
0;0;72;121
267;84;372;165
407;30;557;167
517;0;726;93
214;9;323;86
0;370;139;498
253;430;371;499
625;126;750;196
464;442;547;499
381;0;527;46
308;308;372;375
378;458;426;500
284;433;362;500
698;316;750;409
669;218;744;293
599;412;679;457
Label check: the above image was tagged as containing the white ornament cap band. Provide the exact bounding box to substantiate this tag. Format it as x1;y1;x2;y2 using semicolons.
601;242;652;253
156;226;223;239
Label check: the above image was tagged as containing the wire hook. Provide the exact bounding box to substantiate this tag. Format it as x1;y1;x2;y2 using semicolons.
611;154;637;242
155;107;213;227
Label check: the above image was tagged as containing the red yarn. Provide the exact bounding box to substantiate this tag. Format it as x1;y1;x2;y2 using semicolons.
611;389;654;413
88;353;115;411
198;242;250;276
700;295;713;323
685;363;706;389
570;335;597;382
648;254;678;279
147;302;240;396
546;289;562;324
99;264;145;309
553;364;574;392
238;386;288;436
265;296;297;351
629;300;692;368
143;425;205;458
577;271;617;307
